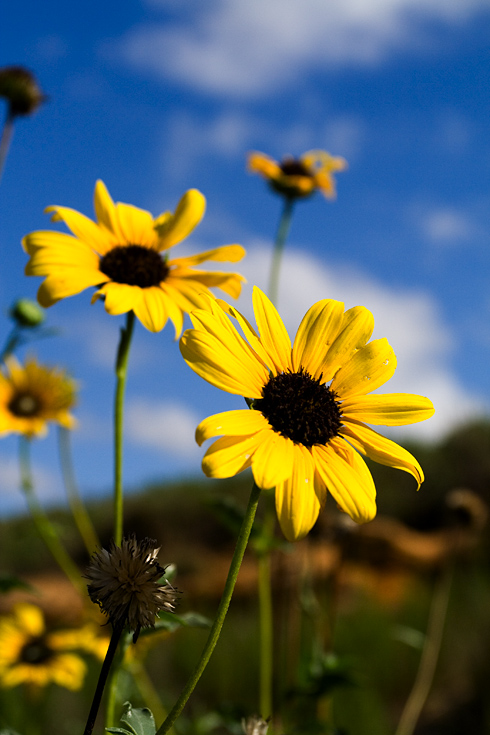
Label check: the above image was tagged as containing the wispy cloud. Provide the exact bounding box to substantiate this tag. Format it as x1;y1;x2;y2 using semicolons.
113;0;489;96
126;399;201;456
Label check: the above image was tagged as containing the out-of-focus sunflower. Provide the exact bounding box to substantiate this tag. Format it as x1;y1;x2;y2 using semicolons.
23;181;246;335
248;149;347;200
0;603;104;690
0;356;76;438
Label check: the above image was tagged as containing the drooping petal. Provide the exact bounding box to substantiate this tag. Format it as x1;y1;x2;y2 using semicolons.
158;285;184;339
114;202;157;248
155;189;206;250
132;286;168;332
341;393;435;426
251;432;295;489
340;420;424;488
201;433;265;478
170;244;246;267
330;338;396;398
35;269;108;306
312;440;377;524
253;287;292;373
196;409;270;446
93;282;143;315
180;329;267;396
292;299;344;376
274;445;321;541
44;205;114;256
321;305;375;382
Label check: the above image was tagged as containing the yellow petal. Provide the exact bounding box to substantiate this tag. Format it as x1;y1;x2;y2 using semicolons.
44;205;113;255
274;445;321;541
247;152;282;178
35;269;108;305
155;189;206;250
341;420;424;488
331;338;396;398
312;440;377;523
253;287;292;374
170;244;246;267
292;299;344;377
132;286;168;332
252;432;295;489
196;409;270;446
94;282;143;315
322;305;374;382
172;270;246;300
202;433;265;478
341;393;435;425
114;202;157;248
93;180;124;240
180;329;267;396
23;230;101;268
216;299;272;371
158;285;184;339
14;604;45;637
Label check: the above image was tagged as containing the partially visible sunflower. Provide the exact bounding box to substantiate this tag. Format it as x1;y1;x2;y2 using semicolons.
0;603;103;690
248;149;347;200
0;355;76;438
23;182;246;335
180;287;434;542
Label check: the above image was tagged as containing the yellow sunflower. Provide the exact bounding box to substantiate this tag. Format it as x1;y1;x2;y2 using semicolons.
180;287;434;541
0;356;76;438
0;603;96;690
22;181;246;335
247;149;347;200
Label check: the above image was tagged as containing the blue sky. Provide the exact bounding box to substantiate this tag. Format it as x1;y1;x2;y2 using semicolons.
1;0;489;514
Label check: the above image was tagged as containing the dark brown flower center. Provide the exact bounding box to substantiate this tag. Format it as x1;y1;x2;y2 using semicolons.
253;368;342;447
99;245;169;288
280;159;311;177
20;636;54;665
8;392;41;417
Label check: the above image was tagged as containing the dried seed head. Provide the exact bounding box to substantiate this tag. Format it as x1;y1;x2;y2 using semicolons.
0;66;45;116
85;536;178;641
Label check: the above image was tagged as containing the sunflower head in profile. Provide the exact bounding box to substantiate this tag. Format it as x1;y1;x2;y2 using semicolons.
0;603;96;691
22;182;246;335
0;356;76;438
247;149;347;200
180;287;435;542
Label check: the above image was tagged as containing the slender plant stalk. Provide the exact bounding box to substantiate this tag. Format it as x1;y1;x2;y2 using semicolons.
394;565;453;735
113;311;135;546
0;326;21;362
257;508;275;718
57;426;99;555
84;622;125;735
0;111;14;184
155;482;262;735
18;436;84;594
267;197;295;306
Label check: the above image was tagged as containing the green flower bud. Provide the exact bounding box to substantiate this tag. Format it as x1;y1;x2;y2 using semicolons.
9;298;45;328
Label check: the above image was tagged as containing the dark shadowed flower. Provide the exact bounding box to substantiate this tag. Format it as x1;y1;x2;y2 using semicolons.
86;536;177;641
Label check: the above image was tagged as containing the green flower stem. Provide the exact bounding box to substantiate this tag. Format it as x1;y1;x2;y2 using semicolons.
267;197;295;307
84;621;125;735
0;110;14;185
0;326;21;362
257;508;275;719
113;311;135;546
156;482;262;735
18;436;84;595
57;426;100;555
394;565;453;735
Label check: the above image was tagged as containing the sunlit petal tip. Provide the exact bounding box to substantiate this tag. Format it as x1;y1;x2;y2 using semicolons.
44;206;62;222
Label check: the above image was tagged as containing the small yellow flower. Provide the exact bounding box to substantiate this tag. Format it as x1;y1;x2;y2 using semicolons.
0;356;76;438
248;150;347;200
180;287;434;542
22;182;246;335
0;604;95;690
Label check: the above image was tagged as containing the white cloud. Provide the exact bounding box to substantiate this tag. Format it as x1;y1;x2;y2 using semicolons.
422;208;474;244
126;399;201;456
114;0;490;96
0;453;64;516
236;243;485;440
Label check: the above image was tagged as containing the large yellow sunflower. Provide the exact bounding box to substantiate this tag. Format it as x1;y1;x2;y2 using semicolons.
180;287;434;541
248;149;347;200
0;356;76;438
0;603;102;690
22;181;246;335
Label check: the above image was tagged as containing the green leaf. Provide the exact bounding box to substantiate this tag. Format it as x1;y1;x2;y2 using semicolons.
106;702;156;735
0;575;32;594
137;610;211;639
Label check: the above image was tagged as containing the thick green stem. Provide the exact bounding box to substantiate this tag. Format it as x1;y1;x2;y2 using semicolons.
113;311;135;546
257;507;275;718
156;482;262;735
0;111;14;185
267;197;295;306
18;436;84;594
57;426;99;555
394;566;453;735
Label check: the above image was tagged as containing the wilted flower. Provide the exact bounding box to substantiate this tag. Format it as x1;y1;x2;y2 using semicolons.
0;66;45;117
248;149;347;200
86;536;178;641
0;356;77;438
